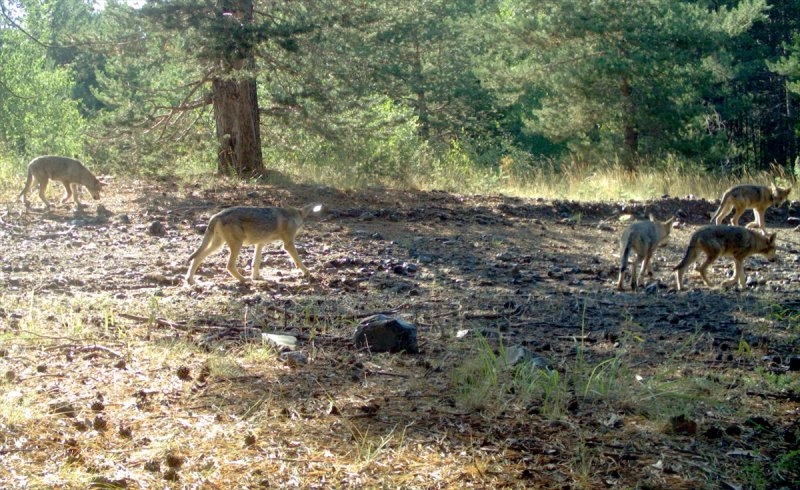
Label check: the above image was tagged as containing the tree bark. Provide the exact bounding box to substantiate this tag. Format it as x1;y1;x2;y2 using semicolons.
212;76;264;176
410;37;430;139
212;0;264;177
620;74;638;171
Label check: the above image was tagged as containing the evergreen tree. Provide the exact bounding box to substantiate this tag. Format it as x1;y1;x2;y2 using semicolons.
726;0;800;169
479;0;769;170
0;0;88;158
93;0;379;176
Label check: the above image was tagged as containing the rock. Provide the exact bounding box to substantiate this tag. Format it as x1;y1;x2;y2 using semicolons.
392;262;417;275
147;220;166;236
280;351;308;367
504;345;551;370
89;476;128;489
96;204;113;217
644;282;659;294
669;414;697;435
262;333;298;350
353;314;419;354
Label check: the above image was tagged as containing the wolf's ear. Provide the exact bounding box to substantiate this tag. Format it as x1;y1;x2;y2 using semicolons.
768;233;777;244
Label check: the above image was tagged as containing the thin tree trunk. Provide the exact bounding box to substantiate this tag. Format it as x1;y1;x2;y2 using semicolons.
620;74;638;171
411;35;430;139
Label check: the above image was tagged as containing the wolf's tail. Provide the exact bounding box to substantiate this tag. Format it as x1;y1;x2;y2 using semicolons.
17;168;33;202
618;241;631;274
673;235;698;272
710;191;730;224
187;216;219;262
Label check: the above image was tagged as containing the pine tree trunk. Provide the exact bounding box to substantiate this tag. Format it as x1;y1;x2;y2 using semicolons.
212;0;264;177
620;74;638;171
212;76;264;176
411;38;430;139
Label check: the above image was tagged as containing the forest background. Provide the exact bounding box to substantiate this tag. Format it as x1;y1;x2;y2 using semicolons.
1;0;799;198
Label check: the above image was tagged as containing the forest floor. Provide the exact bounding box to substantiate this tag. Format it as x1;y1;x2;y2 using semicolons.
1;177;800;489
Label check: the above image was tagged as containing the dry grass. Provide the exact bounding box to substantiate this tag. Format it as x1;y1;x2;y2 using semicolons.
492;158;791;201
262;154;792;202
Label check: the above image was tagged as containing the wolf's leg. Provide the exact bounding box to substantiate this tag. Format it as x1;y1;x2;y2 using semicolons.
729;208;745;227
697;253;720;287
721;259;746;289
282;239;310;276
251;244;264;280
61;182;74;204
186;235;224;285
225;240;248;282
750;209;766;230
37;177;52;209
713;203;732;225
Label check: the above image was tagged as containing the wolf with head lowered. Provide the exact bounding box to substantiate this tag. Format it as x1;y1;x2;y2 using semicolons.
185;203;324;285
18;155;104;210
711;184;791;231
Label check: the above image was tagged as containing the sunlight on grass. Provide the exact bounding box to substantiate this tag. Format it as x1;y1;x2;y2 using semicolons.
249;154;790;202
0;152;792;202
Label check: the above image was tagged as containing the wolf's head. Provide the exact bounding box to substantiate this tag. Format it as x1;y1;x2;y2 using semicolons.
770;185;791;207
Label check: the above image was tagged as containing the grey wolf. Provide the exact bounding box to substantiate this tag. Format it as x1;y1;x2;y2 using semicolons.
616;214;675;291
18;155;103;210
673;225;777;290
711;184;791;230
185;203;324;285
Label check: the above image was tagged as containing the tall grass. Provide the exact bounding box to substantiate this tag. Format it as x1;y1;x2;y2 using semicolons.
260;136;790;200
0;146;791;202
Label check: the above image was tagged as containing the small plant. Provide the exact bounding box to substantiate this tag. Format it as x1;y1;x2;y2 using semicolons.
451;335;502;412
737;336;754;359
346;424;403;470
775;449;800;486
767;304;800;336
739;460;769;490
514;363;569;418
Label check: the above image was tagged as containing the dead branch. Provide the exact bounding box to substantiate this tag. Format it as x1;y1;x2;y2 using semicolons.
43;344;123;358
117;312;227;332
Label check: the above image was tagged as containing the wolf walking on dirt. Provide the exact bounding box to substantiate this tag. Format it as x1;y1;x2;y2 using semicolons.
711;184;791;230
18;155;104;211
673;225;777;291
616;214;675;291
185;203;324;285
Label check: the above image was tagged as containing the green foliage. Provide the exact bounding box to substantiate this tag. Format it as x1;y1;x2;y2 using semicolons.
0;29;87;163
1;0;798;180
770;31;800;99
477;0;771;168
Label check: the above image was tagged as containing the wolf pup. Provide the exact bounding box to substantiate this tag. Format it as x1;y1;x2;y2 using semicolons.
18;155;103;210
711;184;791;230
673;225;777;291
616;214;675;291
185;203;324;285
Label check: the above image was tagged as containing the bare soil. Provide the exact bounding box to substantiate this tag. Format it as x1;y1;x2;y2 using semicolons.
1;178;799;489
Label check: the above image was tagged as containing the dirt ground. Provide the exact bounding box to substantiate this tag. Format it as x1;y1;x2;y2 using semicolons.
1;178;799;489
